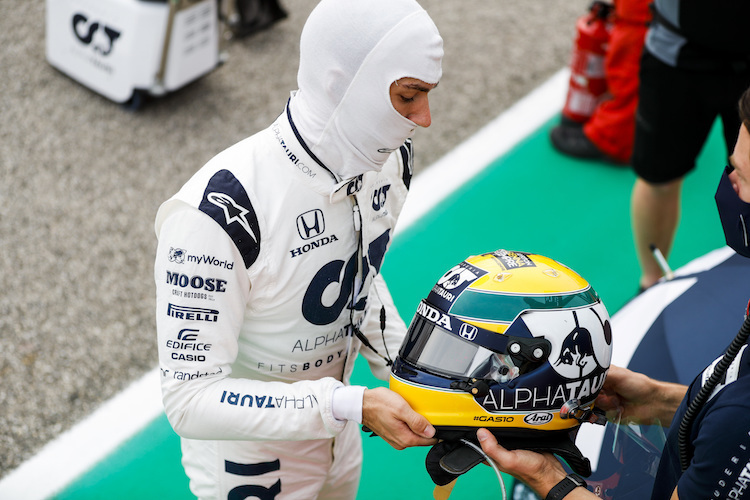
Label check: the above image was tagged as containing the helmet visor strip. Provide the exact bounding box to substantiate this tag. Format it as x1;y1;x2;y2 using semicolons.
399;300;549;383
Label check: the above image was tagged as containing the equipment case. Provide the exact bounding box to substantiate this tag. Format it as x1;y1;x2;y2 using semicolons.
46;0;223;108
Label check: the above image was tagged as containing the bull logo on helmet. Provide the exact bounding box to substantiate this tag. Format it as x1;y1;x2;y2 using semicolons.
521;304;611;381
556;310;598;378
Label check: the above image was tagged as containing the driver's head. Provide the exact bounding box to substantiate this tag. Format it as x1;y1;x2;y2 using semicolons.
291;0;443;179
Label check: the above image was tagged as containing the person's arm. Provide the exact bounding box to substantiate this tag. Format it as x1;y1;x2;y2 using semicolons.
340;273;437;449
476;429;595;499
476;365;689;499
595;365;687;426
329;372;437;450
157;206;435;449
155;206;347;441
361;387;437;449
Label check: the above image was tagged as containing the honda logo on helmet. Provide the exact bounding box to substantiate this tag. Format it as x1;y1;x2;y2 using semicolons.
416;301;452;331
459;323;478;341
297;209;325;240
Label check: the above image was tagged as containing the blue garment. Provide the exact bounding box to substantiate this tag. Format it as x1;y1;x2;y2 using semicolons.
650;344;750;500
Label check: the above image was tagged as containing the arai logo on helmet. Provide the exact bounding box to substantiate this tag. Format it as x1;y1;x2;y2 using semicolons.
523;412;553;425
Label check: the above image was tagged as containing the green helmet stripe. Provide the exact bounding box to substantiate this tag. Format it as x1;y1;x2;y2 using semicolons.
449;288;599;323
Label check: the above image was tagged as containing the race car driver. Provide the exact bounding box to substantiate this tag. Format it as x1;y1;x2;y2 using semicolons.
153;0;443;498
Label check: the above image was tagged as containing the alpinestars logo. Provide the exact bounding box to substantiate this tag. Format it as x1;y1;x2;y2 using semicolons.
207;192;258;243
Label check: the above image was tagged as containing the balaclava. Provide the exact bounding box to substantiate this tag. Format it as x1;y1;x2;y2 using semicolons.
290;0;443;180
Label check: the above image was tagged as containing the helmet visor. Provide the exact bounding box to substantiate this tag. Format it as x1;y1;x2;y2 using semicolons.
400;309;519;383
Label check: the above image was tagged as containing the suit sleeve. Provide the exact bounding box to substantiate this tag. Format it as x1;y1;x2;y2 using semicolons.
154;205;347;441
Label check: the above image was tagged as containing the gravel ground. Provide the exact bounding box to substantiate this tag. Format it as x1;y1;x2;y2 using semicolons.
0;0;589;476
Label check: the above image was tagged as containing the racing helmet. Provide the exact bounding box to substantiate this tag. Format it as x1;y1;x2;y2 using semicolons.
390;250;613;476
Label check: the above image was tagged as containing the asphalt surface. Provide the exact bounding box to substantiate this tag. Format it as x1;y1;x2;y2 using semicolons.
0;0;590;477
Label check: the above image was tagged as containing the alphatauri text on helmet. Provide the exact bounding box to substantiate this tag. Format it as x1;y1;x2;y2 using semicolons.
430;284;455;302
416;301;452;331
480;372;607;411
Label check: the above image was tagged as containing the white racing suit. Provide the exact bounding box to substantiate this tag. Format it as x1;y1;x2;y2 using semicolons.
154;105;411;500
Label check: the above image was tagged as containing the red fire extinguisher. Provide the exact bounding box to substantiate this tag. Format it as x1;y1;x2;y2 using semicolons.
562;1;614;124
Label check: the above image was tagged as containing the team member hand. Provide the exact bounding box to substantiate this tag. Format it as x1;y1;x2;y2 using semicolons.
595;365;686;426
361;387;437;450
476;429;594;499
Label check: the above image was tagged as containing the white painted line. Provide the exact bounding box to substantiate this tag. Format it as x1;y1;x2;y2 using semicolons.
0;368;163;499
0;68;570;499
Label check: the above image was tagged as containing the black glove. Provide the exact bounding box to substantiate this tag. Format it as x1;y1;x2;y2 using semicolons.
426;439;485;486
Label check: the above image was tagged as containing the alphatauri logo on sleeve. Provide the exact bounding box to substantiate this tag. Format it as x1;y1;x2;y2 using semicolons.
199;170;261;269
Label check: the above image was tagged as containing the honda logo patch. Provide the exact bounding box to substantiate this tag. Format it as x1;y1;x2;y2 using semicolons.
297;209;325;240
459;323;478;341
